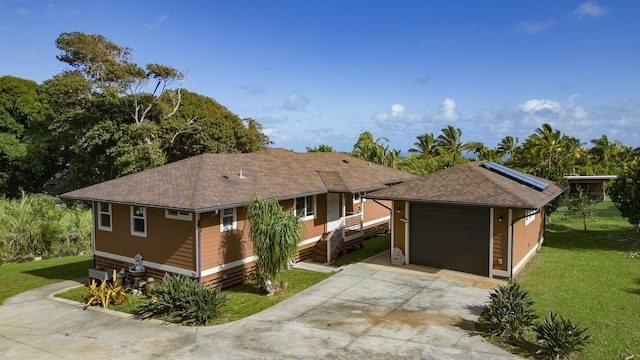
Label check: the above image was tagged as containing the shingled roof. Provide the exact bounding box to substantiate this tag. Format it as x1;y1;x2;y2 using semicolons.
61;148;417;212
367;161;567;209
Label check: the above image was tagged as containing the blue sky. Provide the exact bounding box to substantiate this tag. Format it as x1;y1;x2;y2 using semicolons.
1;1;639;153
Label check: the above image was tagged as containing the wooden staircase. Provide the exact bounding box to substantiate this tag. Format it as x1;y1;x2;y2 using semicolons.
309;232;343;263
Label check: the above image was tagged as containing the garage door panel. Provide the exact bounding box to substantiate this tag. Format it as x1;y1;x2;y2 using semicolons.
410;203;489;276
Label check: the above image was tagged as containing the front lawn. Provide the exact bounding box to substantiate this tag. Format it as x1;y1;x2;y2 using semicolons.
482;200;640;359
56;268;333;325
0;254;93;304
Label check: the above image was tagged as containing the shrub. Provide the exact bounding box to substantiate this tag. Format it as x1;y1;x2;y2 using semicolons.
535;312;591;360
485;282;538;342
0;193;92;263
137;274;228;326
83;270;128;308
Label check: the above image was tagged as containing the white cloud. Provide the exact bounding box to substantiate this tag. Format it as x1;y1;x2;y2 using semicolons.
514;20;556;35
390;103;405;117
438;98;459;121
574;1;608;19
15;8;29;16
283;92;309;111
374;98;459;128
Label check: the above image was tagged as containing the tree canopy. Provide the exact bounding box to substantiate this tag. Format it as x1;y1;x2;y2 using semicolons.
0;32;271;197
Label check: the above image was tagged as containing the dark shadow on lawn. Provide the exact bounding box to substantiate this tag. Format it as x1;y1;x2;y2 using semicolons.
625;278;640;296
543;224;639;252
24;258;93;281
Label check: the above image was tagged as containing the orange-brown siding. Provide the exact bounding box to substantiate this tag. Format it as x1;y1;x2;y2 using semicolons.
492;208;509;272
512;208;544;273
392;201;406;253
94;203;196;271
361;198;391;226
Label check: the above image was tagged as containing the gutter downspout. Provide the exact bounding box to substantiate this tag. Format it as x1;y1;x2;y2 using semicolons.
372;198;392;211
196;213;201;284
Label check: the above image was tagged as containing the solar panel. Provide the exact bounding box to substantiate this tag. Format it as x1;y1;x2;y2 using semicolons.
481;162;549;191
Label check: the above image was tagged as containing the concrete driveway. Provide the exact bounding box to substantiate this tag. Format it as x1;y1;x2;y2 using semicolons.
0;252;519;359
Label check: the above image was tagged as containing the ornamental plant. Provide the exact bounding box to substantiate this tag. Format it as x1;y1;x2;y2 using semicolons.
83;270;128;309
136;273;228;326
485;282;537;343
535;312;591;360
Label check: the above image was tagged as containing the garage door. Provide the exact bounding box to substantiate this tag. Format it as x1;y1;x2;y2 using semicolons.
409;203;489;276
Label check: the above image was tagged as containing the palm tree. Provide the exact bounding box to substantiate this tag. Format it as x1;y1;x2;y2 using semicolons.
497;135;519;160
352;131;399;168
306;144;334;152
436;125;469;162
408;133;439;158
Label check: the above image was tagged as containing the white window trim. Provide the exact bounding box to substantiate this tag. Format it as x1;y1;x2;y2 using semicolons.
525;209;536;226
131;206;147;237
353;192;367;203
220;208;237;232
165;209;193;221
98;202;112;231
295;195;317;221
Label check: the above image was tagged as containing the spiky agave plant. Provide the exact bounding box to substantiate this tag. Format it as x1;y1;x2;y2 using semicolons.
485;282;538;342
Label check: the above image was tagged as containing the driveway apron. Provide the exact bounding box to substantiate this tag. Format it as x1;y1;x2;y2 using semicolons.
0;254;520;359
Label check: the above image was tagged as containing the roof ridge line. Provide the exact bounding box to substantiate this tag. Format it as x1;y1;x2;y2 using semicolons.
473;162;530;207
189;155;207;210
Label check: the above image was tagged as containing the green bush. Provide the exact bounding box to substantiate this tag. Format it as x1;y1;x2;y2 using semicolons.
485;282;538;342
0;193;92;263
137;274;228;326
535;312;591;360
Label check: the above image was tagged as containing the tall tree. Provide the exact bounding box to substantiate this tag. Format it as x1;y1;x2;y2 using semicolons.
498;135;519;161
246;196;305;294
352;131;399;168
306;144;335;152
46;32;270;190
435;125;470;163
609;163;640;232
408;132;438;158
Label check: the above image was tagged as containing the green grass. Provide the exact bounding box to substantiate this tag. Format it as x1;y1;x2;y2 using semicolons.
332;234;390;267
482;200;640;359
56;268;333;325
0;254;93;305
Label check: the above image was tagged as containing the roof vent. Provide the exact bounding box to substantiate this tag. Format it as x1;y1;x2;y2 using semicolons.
222;175;229;179
239;169;246;179
342;159;349;163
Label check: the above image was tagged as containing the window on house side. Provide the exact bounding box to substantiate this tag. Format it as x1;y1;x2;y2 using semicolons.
131;206;147;237
525;209;536;226
295;195;316;220
98;202;112;231
165;209;192;221
221;208;236;232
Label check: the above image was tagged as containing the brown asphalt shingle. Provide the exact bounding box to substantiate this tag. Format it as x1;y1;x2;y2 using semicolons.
367;161;567;209
61;148;417;212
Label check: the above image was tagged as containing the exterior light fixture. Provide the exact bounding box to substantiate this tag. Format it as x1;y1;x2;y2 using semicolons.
498;216;504;222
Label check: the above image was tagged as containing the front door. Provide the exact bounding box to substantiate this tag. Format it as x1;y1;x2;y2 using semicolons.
327;193;341;232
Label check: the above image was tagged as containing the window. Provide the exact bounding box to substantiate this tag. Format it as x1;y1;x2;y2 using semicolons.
98;202;112;231
131;206;147;237
221;208;236;232
295;195;316;220
165;209;192;221
353;192;366;203
525;209;536;226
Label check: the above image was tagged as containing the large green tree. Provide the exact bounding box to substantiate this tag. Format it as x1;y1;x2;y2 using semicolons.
352;131;399;168
44;32;271;191
609;163;640;232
